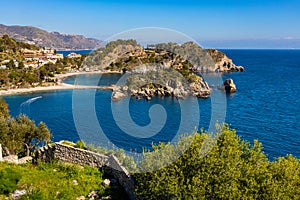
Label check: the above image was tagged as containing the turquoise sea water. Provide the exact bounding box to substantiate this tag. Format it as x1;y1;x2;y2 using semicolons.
3;50;300;159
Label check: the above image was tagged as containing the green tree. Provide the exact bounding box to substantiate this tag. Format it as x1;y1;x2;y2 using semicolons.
0;99;51;156
5;118;24;155
0;98;9;118
18;61;25;69
135;125;300;199
6;60;16;70
10;115;51;156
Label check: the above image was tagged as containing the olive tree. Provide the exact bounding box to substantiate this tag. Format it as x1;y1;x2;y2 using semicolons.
0;98;51;156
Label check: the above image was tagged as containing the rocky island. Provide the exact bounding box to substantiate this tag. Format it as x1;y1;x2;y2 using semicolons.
84;40;244;101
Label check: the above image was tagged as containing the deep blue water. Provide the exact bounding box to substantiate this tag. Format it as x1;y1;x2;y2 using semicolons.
3;50;300;159
56;50;92;57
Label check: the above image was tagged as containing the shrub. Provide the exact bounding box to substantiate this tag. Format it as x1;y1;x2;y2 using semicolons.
74;140;86;149
135;124;300;199
0;168;22;195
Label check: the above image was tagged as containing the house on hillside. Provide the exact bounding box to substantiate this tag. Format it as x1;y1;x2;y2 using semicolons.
67;52;81;58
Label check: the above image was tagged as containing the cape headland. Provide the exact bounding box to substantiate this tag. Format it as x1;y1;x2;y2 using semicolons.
83;40;244;101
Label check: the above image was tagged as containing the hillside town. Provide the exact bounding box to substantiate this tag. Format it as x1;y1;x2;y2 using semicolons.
0;48;81;69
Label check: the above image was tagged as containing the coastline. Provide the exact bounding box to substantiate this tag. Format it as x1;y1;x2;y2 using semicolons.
0;71;119;96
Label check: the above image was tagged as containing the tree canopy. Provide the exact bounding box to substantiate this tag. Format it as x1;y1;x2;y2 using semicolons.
135;124;300;199
0;98;51;156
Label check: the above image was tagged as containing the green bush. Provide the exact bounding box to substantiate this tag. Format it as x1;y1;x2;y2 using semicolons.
74;140;86;149
0;168;22;195
135;124;300;199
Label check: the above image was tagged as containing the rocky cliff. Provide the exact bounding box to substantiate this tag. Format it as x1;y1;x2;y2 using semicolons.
206;49;244;72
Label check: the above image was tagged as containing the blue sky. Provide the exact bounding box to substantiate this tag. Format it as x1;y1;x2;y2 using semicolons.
1;0;300;48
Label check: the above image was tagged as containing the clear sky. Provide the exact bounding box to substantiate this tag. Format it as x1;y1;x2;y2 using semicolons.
1;0;300;48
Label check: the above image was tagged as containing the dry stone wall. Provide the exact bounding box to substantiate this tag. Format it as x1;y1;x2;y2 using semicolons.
106;155;136;200
36;141;138;200
54;143;109;168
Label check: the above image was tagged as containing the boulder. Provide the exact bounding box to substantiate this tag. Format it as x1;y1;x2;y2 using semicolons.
76;196;85;200
72;180;78;186
12;190;27;199
111;90;127;101
88;191;99;200
103;179;110;186
223;79;237;93
146;96;152;101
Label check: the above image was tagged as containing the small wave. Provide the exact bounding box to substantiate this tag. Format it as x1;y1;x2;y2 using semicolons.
21;96;42;105
20;96;43;115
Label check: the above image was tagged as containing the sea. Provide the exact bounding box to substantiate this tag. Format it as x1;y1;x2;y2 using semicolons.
56;50;92;57
3;50;300;159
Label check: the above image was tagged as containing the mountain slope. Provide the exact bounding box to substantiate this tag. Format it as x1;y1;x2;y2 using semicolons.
0;24;102;50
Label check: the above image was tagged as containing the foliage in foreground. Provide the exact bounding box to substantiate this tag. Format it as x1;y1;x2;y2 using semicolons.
135;125;300;199
0;168;22;195
0;98;51;156
0;161;111;200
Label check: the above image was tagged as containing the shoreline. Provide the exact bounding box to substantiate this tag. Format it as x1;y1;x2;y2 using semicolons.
0;71;119;96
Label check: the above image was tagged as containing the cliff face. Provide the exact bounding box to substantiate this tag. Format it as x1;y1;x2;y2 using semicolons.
206;49;244;72
0;24;102;50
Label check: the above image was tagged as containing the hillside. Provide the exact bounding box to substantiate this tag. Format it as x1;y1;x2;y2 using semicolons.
0;34;39;61
85;40;244;73
0;24;102;50
0;35;86;88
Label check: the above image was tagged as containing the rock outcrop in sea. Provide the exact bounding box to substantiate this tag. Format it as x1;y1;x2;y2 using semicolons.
222;78;237;93
206;49;245;72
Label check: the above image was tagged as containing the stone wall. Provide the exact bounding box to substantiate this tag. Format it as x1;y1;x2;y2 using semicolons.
36;144;55;162
106;155;136;200
54;142;109;168
36;141;138;200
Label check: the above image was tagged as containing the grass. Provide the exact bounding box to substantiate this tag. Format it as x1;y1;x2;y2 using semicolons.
60;140;75;147
0;161;127;200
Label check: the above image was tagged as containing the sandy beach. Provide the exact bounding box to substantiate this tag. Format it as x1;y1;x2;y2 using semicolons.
0;71;118;96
